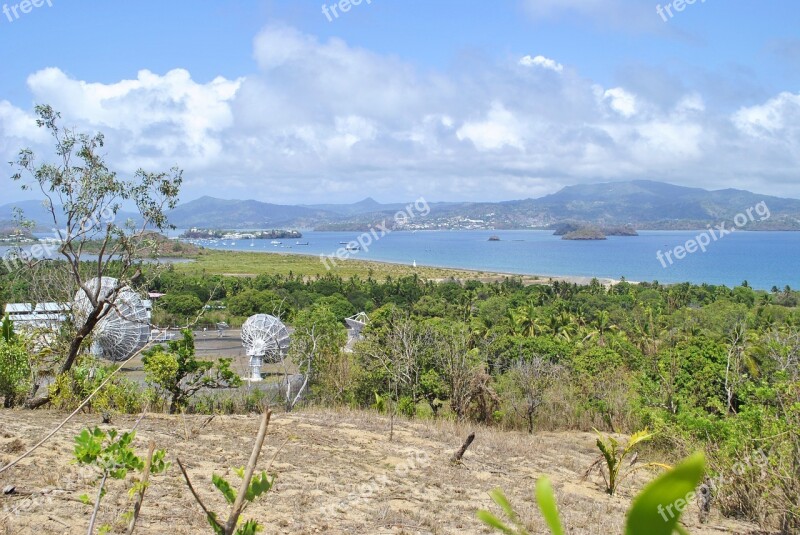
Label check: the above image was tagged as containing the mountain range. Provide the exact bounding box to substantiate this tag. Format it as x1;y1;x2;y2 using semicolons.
3;180;800;232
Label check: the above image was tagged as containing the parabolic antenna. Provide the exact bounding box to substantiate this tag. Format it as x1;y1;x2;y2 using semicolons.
73;277;150;361
241;314;290;381
345;312;369;337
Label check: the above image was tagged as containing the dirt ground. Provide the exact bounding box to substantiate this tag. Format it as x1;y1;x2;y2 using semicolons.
0;408;761;535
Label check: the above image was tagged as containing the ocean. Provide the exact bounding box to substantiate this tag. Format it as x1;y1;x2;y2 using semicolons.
2;229;797;290
171;229;798;290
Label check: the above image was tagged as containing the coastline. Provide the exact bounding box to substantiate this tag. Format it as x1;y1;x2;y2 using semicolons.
179;247;630;286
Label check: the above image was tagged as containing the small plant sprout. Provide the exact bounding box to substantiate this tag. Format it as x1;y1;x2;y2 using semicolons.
588;428;671;495
73;426;169;535
178;409;276;535
478;452;706;535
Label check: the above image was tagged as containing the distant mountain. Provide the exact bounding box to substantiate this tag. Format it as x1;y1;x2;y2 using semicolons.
5;181;800;231
301;197;408;216
164;196;340;229
0;201;140;231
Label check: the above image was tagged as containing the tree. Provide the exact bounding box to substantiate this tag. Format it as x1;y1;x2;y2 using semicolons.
287;305;348;409
501;356;561;433
143;330;241;413
159;293;204;317
10;105;182;407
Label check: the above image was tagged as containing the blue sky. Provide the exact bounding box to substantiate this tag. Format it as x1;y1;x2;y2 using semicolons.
1;0;799;204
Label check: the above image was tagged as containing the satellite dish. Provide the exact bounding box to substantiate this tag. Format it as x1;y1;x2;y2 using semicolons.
73;277;151;361
345;312;369;338
241;314;290;382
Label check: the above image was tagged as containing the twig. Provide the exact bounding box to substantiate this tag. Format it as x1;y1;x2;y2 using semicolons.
0;342;153;476
87;472;108;535
224;409;272;535
176;458;223;532
125;441;155;535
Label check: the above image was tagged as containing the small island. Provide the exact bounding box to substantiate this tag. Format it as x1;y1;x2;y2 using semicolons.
552;222;638;240
561;228;608;240
181;228;302;240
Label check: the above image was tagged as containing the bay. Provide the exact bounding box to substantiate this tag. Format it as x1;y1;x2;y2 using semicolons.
172;229;799;290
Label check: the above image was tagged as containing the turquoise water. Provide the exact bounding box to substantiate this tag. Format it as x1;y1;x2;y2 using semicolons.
174;229;799;290
2;230;795;289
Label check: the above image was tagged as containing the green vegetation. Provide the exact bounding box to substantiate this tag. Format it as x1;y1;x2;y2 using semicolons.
478;452;706;535
143;330;242;414
173;248;494;280
2;252;800;530
0;316;30;407
74;426;169;534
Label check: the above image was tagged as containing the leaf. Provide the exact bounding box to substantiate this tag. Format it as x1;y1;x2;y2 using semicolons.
489;488;518;524
206;511;225;535
79;493;92;506
626;429;654;450
235;519;263;535
535;478;564;535
476;510;518;535
212;473;237;504
625;451;705;535
246;472;274;501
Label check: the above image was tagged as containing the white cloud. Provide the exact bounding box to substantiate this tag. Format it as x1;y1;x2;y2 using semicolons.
457;102;524;151
733;92;800;138
1;25;799;203
519;55;564;73
601;87;638;117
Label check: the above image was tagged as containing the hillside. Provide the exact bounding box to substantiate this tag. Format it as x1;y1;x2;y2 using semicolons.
5;180;800;231
0;409;758;534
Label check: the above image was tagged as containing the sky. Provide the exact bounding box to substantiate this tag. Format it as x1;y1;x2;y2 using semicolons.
0;0;799;205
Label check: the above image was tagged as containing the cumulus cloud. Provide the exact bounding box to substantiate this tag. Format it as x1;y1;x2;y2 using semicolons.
519;55;564;73
1;24;799;202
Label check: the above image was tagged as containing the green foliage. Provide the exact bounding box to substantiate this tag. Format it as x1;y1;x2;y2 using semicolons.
143;330;242;414
74;426;169;534
1;314;15;342
0;333;30;407
50;356;143;413
159;292;204;317
205;467;275;535
592;429;668;495
478;453;705;535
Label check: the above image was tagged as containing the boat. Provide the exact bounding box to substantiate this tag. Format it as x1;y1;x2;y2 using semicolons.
271;240;282;245
295;241;309;245
345;245;360;251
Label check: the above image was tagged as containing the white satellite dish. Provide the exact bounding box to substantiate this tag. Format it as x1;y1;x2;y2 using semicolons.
345;312;369;338
241;314;290;382
73;277;150;361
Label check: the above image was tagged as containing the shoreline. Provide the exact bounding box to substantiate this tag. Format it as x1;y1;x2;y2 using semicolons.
185;247;632;286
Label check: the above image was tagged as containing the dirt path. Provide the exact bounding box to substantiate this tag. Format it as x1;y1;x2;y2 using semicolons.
0;408;758;534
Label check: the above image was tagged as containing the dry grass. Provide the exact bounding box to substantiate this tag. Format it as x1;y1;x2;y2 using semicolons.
0;407;760;534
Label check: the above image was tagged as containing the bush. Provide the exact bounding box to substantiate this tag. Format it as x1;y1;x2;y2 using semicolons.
49;356;144;414
0;335;30;408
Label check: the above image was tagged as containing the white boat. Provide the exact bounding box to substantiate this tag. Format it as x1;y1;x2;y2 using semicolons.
271;240;282;245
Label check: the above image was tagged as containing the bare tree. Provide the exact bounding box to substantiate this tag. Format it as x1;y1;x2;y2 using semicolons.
505;356;561;433
9;105;182;407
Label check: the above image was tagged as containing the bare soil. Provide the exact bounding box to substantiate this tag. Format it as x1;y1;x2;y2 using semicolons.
0;408;760;534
